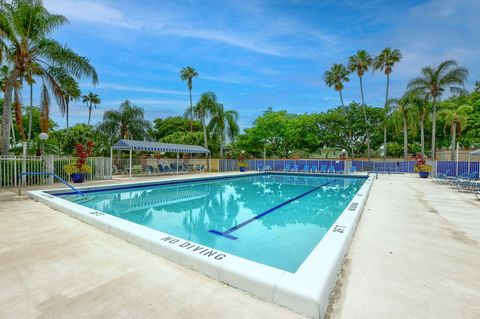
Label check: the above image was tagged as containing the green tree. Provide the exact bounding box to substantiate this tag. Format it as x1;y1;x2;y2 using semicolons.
97;100;150;144
180;66;199;132
439;100;472;160
82;92;101;125
161;131;204;146
323;63;353;156
208;104;239;158
60;76;81;128
373;48;402;159
150;116;201;141
407;60;468;159
185;92;217;150
348;50;373;159
389;96;413;160
0;0;98;154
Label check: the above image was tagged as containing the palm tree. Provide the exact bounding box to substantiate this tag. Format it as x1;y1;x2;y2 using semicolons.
180;66;199;132
407;60;468;159
61;76;81;128
323;64;354;156
409;93;430;157
390;95;412;160
373;48;402;159
348;50;373;159
185;92;218;150
97;100;150;142
82;92;101;125
0;0;98;154
208;104;239;158
440;102;472;160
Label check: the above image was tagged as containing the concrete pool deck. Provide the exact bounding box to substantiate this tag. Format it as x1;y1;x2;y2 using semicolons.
1;173;480;318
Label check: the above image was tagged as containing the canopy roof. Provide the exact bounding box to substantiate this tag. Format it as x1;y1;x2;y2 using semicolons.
112;139;210;154
469;149;480;156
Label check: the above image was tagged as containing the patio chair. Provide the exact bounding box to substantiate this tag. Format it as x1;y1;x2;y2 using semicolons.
311;165;318;173
284;164;291;172
320;165;327;173
292;165;299;172
328;165;335;173
303;165;309;173
350;166;357;173
264;165;272;172
146;165;155;176
113;165;125;175
475;191;480;200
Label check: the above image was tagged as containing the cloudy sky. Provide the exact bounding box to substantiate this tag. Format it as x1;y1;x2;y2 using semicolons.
42;0;480;130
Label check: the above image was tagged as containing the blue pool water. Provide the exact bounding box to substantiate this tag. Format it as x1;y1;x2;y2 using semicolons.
60;174;366;272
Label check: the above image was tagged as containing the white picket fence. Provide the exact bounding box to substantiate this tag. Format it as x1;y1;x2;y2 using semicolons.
0;155;111;188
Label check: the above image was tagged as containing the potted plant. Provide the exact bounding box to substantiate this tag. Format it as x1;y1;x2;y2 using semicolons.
238;153;248;172
414;153;432;178
64;141;94;183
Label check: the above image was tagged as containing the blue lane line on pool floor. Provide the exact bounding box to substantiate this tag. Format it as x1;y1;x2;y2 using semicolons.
209;179;337;240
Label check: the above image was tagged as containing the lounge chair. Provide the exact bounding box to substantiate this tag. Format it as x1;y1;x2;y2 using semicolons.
311;165;318;173
292;165;299;172
303;165;309;173
264;165;272;172
284;164;291;172
328;165;335;173
475;191;480;200
146;165;155;176
320;165;327;173
113;165;125;175
349;166;357;173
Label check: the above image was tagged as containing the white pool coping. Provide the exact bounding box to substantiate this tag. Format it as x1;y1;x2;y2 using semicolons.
28;172;374;319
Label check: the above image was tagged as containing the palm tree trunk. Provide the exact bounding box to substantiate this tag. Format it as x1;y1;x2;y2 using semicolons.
88;106;92;125
451;122;457;161
1;69;20;155
28;82;33;150
403;115;408;160
359;75;370;160
202;117;208;149
383;73;390;160
339;90;354;157
219;135;223;158
189;88;193;132
420;117;425;156
66;100;69;129
431;96;437;159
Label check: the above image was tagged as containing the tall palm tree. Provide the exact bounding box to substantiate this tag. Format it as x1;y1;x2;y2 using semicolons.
61;76;80;128
208;104;239;158
180;66;199;132
82;92;100;125
323;63;354;156
97;100;150;142
373;48;402;159
390;95;412;160
185;92;218;150
440;102;472;160
410;93;430;156
0;0;98;155
407;60;468;159
348;50;373;159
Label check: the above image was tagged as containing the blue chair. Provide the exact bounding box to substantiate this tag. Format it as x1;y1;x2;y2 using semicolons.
257;165;264;172
328;165;335;173
320;165;327;173
284;164;291;172
158;164;165;174
303;165;309;173
311;165;318;173
350;166;357;173
292;165;299;172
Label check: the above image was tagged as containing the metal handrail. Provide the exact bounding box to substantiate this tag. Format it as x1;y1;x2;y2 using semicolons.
17;172;86;197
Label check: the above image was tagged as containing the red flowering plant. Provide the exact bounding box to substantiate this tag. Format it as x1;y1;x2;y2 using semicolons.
414;153;432;173
64;141;95;175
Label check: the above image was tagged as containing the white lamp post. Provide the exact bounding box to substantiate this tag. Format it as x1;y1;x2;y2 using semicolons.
39;132;48;156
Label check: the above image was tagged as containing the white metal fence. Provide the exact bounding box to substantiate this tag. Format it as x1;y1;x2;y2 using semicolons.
0;156;111;188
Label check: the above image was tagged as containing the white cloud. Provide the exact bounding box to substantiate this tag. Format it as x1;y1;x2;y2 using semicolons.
81;82;187;95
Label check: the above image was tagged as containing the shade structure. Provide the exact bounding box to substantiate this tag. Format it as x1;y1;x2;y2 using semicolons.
112;139;210;154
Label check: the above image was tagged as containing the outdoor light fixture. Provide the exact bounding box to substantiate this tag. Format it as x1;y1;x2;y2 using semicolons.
39;132;49;156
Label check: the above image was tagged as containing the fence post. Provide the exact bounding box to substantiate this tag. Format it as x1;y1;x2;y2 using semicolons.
47;156;54;184
13;156;17;187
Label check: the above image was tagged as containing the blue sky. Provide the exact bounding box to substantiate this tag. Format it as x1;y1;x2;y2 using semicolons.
42;0;480;130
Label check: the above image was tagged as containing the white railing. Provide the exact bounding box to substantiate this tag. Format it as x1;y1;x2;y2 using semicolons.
0;155;111;188
112;157;209;176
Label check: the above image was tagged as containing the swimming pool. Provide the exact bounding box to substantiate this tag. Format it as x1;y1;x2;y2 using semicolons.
29;172;373;318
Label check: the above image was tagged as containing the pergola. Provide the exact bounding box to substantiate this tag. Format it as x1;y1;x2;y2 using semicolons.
111;139;210;177
468;149;480;178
